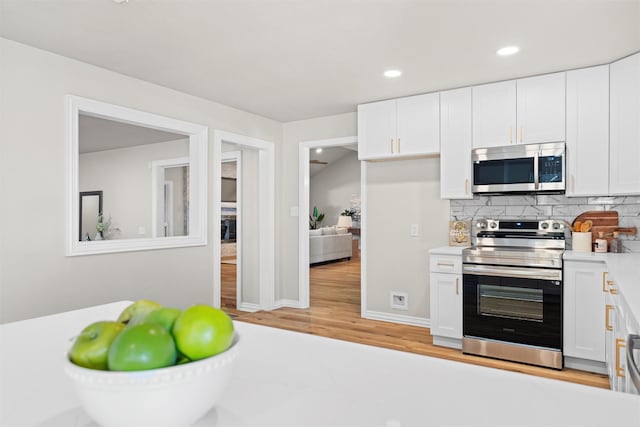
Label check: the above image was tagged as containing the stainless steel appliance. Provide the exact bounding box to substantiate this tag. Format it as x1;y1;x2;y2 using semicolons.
462;219;568;369
472;142;565;194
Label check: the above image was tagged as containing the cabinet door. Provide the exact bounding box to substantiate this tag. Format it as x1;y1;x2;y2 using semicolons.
516;72;566;144
472;80;516;148
610;53;640;195
396;93;440;156
563;261;606;362
430;272;462;339
357;100;396;160
605;290;617;389
566;65;610;196
440;87;472;199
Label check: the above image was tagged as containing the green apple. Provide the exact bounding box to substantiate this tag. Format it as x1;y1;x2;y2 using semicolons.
143;307;181;332
117;299;162;327
68;321;125;370
172;305;234;361
107;323;177;371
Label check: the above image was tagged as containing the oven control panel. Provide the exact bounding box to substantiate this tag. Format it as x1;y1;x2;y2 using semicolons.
476;219;566;232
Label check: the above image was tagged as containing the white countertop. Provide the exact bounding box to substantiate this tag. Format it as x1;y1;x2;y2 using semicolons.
564;251;640;324
429;245;468;256
1;301;639;427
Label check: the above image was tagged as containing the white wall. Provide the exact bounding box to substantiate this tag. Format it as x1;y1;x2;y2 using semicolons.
0;38;281;322
79;138;189;239
365;158;450;319
310;151;360;227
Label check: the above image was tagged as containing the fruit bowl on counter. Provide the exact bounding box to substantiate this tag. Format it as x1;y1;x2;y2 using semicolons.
64;335;239;427
63;300;238;427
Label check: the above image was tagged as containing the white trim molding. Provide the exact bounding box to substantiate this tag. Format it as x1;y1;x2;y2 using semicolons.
362;310;430;328
298;136;358;308
274;299;304;309
213;130;275;311
65;95;208;256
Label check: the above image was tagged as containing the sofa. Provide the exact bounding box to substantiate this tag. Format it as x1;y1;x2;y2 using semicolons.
309;227;352;264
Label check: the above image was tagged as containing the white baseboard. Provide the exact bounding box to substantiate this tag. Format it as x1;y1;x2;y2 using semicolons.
564;356;607;374
274;299;302;309
238;302;261;313
362;310;430;328
433;336;462;350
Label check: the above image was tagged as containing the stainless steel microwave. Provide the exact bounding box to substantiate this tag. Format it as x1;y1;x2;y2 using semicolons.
472;142;565;194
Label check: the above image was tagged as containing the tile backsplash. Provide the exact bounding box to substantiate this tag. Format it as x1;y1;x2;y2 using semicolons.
451;194;640;250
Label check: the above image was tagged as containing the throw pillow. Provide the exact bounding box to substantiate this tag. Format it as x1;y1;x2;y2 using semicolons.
321;227;337;235
336;227;349;235
309;229;322;236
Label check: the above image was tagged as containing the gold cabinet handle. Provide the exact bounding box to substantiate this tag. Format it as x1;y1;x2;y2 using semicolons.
390;138;394;154
397;138;401;154
519;126;523;143
571;175;575;193
437;262;454;268
608;280;618;294
606;304;614;331
509;127;513;144
616;338;626;378
602;272;609;293
455;277;459;295
465;178;469;195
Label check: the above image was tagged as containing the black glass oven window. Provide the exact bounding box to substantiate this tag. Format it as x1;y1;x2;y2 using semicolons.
478;284;543;322
473;158;534;185
538;155;563;183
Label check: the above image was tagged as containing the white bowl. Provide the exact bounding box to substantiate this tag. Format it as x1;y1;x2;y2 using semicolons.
64;335;240;427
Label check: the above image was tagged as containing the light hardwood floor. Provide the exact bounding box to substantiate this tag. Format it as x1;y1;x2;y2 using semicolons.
228;253;610;389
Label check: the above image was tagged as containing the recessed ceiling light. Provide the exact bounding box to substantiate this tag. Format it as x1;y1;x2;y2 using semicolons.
384;69;402;78
497;46;520;56
112;0;129;3
315;148;323;154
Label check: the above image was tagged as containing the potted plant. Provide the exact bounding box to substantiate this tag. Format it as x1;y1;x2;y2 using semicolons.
309;206;325;230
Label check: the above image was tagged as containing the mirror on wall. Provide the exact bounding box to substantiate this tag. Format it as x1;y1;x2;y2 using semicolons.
79;190;103;241
66;95;208;256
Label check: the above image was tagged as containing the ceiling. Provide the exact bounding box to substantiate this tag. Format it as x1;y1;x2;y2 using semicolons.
310;146;355;176
79;115;186;153
2;0;639;122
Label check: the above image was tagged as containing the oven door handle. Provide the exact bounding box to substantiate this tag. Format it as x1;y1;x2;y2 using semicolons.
463;264;562;281
628;334;640;391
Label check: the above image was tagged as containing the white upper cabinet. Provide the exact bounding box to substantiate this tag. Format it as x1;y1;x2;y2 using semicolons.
358;93;439;160
397;93;440;156
357;99;396;159
472;73;566;149
440;87;472;199
610;52;640;195
566;65;610;197
516;72;566;144
472;80;516;148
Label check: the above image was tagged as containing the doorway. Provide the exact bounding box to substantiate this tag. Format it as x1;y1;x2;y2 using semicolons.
298;136;361;310
220;151;241;312
213;130;275;312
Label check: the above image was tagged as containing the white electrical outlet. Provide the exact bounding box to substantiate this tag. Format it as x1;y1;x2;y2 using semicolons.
390;291;409;310
410;224;419;236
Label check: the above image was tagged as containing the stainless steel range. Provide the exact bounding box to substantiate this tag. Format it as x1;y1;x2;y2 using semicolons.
462;219;568;370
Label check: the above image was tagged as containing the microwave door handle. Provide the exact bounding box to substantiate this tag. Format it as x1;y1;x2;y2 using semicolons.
533;151;539;190
628;334;640;391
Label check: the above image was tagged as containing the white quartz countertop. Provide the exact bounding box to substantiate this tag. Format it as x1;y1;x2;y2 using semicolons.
564;251;640;323
1;301;639;427
429;245;468;255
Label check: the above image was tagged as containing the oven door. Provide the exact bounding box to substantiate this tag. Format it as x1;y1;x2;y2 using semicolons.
463;264;562;350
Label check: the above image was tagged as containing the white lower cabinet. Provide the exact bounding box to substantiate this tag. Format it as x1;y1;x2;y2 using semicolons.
429;252;462;348
563;260;606;363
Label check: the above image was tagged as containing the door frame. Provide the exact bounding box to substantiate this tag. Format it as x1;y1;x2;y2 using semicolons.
213;130;275;311
297;136;359;308
221;151;242;310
